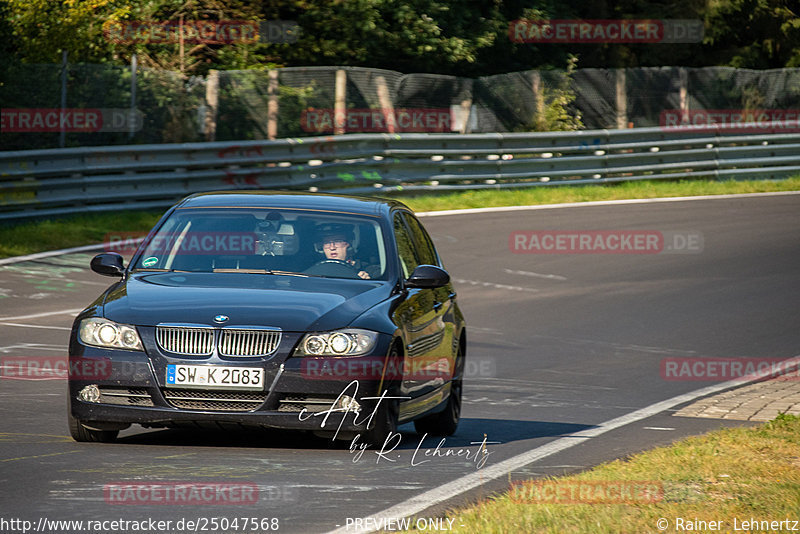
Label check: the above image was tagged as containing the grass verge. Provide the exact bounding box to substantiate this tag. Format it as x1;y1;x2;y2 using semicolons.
1;178;799;259
400;414;800;533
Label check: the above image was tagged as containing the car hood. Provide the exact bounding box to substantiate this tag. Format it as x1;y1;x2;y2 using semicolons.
101;272;393;332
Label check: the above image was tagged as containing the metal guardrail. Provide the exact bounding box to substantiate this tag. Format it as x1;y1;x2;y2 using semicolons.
1;125;799;221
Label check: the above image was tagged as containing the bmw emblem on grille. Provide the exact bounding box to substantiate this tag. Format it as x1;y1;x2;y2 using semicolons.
214;315;229;324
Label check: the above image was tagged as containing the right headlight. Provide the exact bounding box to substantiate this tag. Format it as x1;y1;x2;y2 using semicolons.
79;318;143;351
295;329;378;357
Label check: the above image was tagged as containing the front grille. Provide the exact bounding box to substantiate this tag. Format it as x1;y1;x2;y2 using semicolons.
163;388;266;412
156;326;214;355
277;395;337;413
98;387;154;407
156;325;281;357
219;329;281;357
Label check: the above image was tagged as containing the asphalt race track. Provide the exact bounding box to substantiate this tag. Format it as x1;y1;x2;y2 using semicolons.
0;193;798;533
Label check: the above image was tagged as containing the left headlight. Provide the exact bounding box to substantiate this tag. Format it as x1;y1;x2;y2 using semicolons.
79;318;144;351
294;329;378;357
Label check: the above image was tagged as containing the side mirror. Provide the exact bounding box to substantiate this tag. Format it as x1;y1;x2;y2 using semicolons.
405;265;450;289
90;252;125;277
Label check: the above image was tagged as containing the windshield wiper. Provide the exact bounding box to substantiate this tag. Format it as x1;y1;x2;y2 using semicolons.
269;270;316;277
212;268;273;274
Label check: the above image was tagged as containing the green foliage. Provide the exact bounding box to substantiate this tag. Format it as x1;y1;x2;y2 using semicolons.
275;0;503;75
4;0;800;74
704;0;800;68
534;55;583;131
5;0;117;63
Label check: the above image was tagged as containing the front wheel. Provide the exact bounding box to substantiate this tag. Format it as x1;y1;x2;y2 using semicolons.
358;346;401;448
68;412;119;443
413;345;463;437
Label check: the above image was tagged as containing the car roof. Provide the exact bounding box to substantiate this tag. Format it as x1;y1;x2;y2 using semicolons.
178;190;412;217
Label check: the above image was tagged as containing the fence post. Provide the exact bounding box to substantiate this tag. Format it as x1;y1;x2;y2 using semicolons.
267;69;279;140
679;67;689;123
129;54;137;141
531;71;544;130
615;68;627;129
334;69;347;135
204;70;219;142
460;79;473;134
59;50;68;148
375;75;395;133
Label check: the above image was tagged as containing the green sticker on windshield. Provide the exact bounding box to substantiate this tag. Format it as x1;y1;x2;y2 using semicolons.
142;257;158;267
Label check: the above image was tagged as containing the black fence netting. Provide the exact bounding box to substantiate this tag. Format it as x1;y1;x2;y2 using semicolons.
2;63;800;150
0;62;205;150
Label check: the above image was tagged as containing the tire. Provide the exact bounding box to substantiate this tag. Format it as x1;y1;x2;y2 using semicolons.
359;346;401;448
68;412;119;443
413;344;463;437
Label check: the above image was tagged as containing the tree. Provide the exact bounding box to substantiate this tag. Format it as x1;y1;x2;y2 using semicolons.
262;0;503;76
5;0;116;63
704;0;800;68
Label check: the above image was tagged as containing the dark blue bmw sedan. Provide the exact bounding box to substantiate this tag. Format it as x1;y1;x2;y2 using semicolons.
68;191;466;447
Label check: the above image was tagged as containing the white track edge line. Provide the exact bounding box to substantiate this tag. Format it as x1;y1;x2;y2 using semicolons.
0;237;144;266
0;309;84;322
327;354;800;534
416;191;800;217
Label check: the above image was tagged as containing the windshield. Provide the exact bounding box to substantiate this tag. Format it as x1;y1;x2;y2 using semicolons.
131;208;389;281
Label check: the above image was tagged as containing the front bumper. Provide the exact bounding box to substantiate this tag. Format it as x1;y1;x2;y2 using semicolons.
68;332;396;433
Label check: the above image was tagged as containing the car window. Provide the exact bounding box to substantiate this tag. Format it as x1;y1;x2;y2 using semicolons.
402;213;438;266
132;208;388;280
393;212;419;279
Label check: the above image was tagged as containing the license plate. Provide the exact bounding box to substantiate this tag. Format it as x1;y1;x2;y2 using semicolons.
166;364;265;390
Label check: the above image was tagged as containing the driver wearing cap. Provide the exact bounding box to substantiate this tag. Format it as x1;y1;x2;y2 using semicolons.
317;224;377;279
